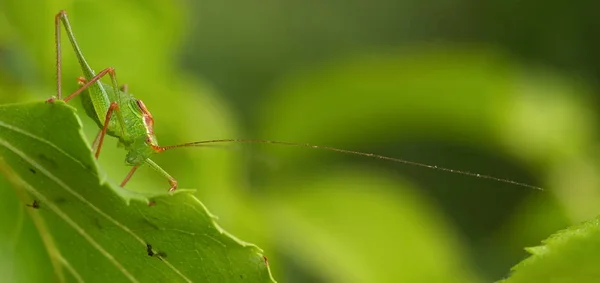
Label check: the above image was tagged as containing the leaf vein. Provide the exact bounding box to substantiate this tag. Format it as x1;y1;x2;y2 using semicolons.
0;120;193;281
0;137;139;282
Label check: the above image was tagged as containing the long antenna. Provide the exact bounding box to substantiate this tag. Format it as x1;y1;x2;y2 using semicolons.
160;139;543;191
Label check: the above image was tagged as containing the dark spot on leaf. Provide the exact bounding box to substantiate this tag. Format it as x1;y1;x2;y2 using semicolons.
26;200;40;209
93;218;102;229
146;244;154;256
148;200;156;206
146;243;166;260
83;163;93;171
263;255;269;266
142;218;160;230
29;168;36;174
37;153;58;169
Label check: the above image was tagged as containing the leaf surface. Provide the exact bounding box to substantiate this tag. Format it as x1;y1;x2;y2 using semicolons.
0;101;274;283
502;217;600;283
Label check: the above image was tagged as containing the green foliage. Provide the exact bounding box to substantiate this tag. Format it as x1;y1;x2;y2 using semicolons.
502;217;600;282
0;101;274;282
0;176;54;283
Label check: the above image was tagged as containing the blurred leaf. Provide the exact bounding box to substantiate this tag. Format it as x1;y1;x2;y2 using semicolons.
0;101;274;282
0;177;55;283
489;193;569;278
502;217;600;283
265;169;480;283
256;45;600;222
252;47;600;281
258;48;516;147
257;48;596;173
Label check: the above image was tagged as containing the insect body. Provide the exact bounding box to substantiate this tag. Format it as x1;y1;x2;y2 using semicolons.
50;10;180;191
48;10;542;192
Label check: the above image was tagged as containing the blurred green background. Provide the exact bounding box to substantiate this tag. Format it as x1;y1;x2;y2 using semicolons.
1;0;600;282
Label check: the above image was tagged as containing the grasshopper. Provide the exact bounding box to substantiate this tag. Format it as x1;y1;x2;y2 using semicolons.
47;10;542;192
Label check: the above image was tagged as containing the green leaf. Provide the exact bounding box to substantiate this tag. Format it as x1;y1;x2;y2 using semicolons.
0;177;55;283
0;101;275;283
265;170;481;283
502;217;600;283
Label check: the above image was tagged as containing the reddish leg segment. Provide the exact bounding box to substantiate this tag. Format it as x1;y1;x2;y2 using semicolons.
91;130;102;154
52;10;119;102
121;166;139;188
51;11;124;104
50;67;117;103
94;102;119;158
47;67;118;103
144;159;178;192
120;165;177;195
120;158;179;192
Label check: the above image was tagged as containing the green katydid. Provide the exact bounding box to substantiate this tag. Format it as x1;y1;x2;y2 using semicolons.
47;10;542;193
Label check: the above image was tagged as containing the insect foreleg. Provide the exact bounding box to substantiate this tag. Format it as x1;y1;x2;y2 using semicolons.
121;166;140;188
94;102;120;158
119;161;178;192
91;130;102;153
144;159;178;192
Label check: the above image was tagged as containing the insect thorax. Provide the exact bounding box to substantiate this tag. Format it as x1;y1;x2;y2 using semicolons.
124;136;157;165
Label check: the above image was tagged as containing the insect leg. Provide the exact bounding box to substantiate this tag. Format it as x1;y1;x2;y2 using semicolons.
52;10;97;101
53;67;113;103
54;11;63;100
91;130;102;153
94;102;120;158
121;166;139;188
50;11;128;138
144;159;178;192
77;76;107;154
52;67;128;138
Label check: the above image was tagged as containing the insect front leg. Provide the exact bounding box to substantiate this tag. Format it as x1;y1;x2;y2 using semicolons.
121;166;140;188
90;129;102;153
144;159;178;192
94;102;120;158
73;76;128;159
51;68;127;159
120;159;178;192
